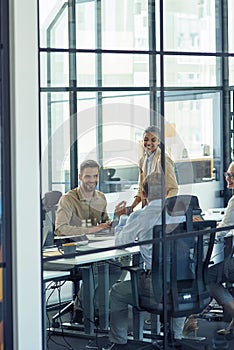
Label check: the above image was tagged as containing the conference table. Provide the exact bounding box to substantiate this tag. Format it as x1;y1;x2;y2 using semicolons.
43;223;227;342
43;234;140;336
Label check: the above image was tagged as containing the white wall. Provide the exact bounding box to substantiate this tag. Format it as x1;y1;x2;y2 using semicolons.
106;181;224;216
9;0;42;349
179;181;223;212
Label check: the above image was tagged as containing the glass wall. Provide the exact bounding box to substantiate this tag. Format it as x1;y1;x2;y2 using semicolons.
38;0;234;347
39;0;230;201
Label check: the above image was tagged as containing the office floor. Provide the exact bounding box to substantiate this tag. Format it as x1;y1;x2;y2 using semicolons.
45;307;234;350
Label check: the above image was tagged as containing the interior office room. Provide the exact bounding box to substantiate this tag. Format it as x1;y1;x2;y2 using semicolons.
1;0;234;349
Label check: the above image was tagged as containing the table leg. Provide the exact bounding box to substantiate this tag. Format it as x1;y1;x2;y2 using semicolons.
97;262;109;330
82;266;95;335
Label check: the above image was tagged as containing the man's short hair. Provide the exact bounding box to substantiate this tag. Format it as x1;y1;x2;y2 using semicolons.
79;160;100;174
142;173;163;200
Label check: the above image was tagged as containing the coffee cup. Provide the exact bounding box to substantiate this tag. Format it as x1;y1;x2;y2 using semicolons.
62;242;76;256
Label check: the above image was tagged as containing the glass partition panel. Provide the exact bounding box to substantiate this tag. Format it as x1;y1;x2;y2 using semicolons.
41;91;70;194
76;93;97;166
102;53;149;87
39;0;230;348
40;52;69;88
76;0;95;49
228;0;234;53
102;93;150;168
102;104;149;164
102;0;148;50
76;53;96;86
102;91;150;110
164;0;217;52
39;0;68;49
164;55;221;87
229;58;234;85
165;92;221;185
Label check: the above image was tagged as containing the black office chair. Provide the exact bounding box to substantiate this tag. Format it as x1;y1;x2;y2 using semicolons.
126;195;216;347
42;190;62;246
100;167;121;193
42;190;62;227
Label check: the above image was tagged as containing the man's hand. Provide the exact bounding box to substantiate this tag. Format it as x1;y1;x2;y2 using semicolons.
130;196;141;212
115;200;127;217
88;221;112;234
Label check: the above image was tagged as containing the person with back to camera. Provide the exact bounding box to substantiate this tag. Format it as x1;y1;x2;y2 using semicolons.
130;125;178;212
206;160;234;335
55;159;122;323
102;172;186;350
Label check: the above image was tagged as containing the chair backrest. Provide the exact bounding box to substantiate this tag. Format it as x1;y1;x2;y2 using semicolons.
148;219;216;317
42;191;62;213
165;194;202;231
166;195;202;216
42;190;62;246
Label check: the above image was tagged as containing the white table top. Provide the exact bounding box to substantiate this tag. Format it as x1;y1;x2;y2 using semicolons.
202;207;226;222
43;270;71;282
43;237;139;269
54;229;115;242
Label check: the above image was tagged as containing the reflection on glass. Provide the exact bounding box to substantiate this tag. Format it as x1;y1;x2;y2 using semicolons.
164;56;221;87
228;0;234;53
102;97;150;126
102;54;149;86
102;0;148;50
164;93;221;187
165;94;218;161
76;54;95;86
76;1;95;49
41;92;70;194
229;58;234;85
41;92;98;194
164;0;217;52
101;101;150;189
76;96;97;167
38;1;231;349
39;0;68;48
40;52;69;87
